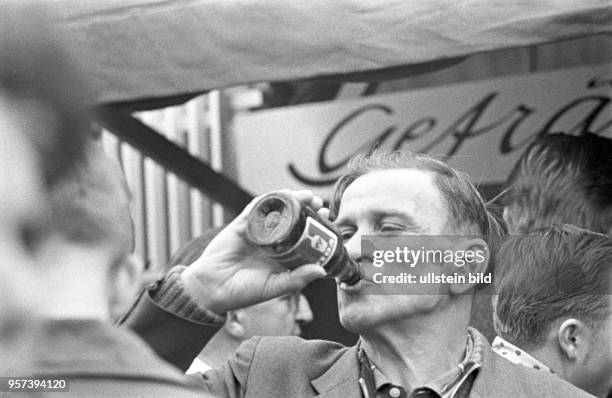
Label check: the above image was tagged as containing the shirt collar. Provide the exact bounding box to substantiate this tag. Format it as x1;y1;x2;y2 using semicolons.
185;357;212;375
360;327;484;398
492;336;555;374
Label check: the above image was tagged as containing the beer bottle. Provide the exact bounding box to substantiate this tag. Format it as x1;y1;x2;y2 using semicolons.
245;192;361;285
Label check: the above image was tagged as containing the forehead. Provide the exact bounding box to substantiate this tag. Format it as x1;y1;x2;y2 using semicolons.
336;168;448;229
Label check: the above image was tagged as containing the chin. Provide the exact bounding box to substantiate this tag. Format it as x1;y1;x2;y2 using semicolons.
337;295;382;334
339;311;379;334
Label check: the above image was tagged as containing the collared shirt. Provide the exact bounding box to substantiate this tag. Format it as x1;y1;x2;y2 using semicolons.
186;357;212;375
492;336;556;374
358;328;484;398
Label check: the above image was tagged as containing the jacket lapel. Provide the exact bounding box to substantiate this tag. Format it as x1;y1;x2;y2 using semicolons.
311;345;362;398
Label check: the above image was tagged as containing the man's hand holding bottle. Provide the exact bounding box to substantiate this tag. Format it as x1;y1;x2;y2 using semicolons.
180;190;329;315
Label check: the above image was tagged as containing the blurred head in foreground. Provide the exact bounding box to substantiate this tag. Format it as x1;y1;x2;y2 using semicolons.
1;2;139;323
0;2;92;369
37;142;137;320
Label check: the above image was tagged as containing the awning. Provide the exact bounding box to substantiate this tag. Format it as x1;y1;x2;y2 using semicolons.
47;0;612;107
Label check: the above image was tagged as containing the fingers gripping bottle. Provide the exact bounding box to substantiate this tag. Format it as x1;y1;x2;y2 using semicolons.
245;192;361;285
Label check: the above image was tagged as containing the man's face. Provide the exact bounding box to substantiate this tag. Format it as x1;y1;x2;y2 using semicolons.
239;292;313;338
334;168;450;333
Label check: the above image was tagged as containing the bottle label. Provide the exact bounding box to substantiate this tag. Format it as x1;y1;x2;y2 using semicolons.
272;216;338;270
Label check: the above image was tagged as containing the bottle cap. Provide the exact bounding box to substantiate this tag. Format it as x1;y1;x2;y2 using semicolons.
246;193;300;246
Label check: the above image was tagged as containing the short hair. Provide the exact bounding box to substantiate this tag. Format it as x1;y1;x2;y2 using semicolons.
493;225;612;349
0;4;92;188
169;226;226;267
329;150;505;277
47;143;133;255
502;132;612;234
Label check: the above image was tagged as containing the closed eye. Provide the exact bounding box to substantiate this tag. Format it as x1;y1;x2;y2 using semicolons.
379;223;405;233
339;228;355;241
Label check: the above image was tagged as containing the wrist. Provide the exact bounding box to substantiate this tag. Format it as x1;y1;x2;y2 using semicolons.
180;265;226;315
151;265;226;324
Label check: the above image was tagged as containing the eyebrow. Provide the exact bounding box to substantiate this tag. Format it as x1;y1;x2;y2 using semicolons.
336;209;427;233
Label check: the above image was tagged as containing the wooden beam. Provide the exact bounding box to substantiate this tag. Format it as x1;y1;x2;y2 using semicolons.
93;106;253;215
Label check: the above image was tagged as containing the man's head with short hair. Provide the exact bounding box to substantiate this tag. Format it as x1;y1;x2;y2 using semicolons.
47;143;133;265
38;142;139;321
331;150;504;333
0;4;92;189
0;3;95;370
330;150;504;275
493;225;612;397
0;3;93;274
502;132;612;235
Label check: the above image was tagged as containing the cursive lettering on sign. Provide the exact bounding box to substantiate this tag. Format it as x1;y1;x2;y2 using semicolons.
288;83;611;187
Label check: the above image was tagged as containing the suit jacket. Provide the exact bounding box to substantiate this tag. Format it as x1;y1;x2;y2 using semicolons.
124;290;594;398
21;318;208;397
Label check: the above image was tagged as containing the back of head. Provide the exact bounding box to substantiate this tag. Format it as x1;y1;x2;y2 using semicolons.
330;150;505;279
503;132;612;235
0;3;95;373
46;142;133;264
493;224;612;349
0;3;92;189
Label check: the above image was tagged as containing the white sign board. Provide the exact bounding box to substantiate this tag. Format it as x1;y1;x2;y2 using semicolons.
234;63;612;198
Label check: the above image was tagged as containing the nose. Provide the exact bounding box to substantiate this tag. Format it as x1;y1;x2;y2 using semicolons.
344;230;363;262
295;294;313;324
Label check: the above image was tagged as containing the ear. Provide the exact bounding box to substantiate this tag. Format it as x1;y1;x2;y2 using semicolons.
502;207;511;230
449;238;490;295
225;310;246;339
557;318;589;362
108;254;142;313
122;254;141;287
